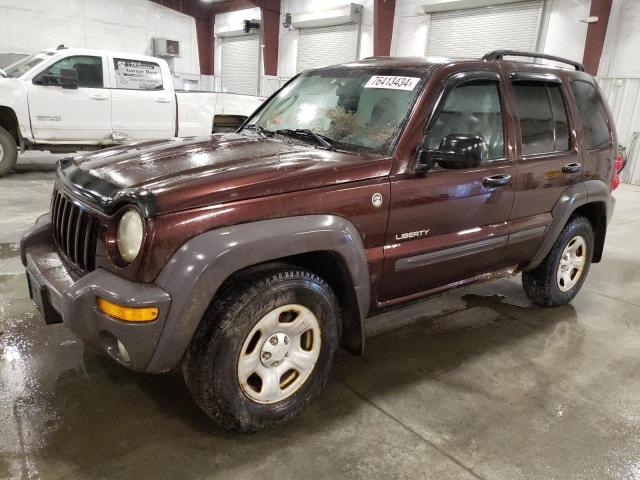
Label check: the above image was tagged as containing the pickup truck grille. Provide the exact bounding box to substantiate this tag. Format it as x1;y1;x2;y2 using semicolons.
51;189;101;272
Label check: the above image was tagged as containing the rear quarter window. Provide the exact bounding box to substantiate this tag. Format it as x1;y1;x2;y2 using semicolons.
570;80;611;150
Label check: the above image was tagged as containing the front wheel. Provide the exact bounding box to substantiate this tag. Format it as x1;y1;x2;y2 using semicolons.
0;126;18;177
522;215;594;307
183;263;341;432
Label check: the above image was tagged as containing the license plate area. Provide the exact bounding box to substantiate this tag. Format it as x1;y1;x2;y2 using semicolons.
27;272;63;325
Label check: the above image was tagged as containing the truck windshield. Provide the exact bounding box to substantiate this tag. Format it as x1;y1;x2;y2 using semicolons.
4;52;55;78
245;69;427;154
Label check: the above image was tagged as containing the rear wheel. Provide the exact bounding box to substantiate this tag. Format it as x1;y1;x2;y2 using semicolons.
522;215;594;307
183;263;341;432
0;126;18;177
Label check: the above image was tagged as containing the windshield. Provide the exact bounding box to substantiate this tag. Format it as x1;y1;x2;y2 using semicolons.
245;69;427;154
4;52;55;78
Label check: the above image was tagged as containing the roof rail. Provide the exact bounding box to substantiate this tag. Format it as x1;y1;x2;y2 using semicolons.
482;50;585;72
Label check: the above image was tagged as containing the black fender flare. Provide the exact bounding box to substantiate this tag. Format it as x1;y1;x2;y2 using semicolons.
524;180;612;271
147;214;370;373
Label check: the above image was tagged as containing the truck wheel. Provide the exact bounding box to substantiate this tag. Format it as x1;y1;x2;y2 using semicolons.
522;215;594;307
183;263;341;432
0;126;18;177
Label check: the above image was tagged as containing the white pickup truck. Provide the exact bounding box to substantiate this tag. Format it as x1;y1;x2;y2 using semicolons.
0;47;265;176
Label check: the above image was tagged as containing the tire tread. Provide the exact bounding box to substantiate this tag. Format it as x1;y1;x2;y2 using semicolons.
0;126;18;177
522;215;594;307
184;262;340;432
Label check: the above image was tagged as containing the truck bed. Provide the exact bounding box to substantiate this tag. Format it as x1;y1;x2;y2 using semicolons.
175;91;264;137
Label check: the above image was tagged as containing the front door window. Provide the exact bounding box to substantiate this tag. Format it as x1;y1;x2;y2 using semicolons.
41;55;104;88
428;80;505;161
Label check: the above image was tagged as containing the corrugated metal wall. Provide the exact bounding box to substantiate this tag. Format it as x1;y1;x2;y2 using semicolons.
599;78;640;184
221;34;260;96
296;24;360;73
425;1;543;59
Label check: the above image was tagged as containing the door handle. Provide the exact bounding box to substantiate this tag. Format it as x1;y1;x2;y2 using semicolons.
155;97;172;103
482;174;512;188
562;162;582;174
90;93;109;101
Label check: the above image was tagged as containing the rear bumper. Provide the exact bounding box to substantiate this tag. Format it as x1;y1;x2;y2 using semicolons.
21;214;171;372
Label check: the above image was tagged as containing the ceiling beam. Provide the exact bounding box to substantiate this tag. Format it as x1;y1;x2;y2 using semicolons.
211;0;261;15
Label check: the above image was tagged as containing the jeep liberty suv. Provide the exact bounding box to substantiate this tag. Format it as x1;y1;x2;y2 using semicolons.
21;51;622;432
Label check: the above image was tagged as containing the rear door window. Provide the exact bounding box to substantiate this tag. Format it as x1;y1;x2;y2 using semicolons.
113;58;163;90
570;80;611;150
512;82;570;156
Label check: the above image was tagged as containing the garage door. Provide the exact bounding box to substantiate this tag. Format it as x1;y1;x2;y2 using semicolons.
221;34;259;95
297;23;359;72
426;1;543;59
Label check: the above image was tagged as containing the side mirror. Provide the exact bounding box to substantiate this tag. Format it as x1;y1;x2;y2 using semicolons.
417;134;486;171
59;68;79;89
32;74;56;86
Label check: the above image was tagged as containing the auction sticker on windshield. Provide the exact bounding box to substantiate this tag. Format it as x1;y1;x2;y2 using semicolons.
364;76;420;91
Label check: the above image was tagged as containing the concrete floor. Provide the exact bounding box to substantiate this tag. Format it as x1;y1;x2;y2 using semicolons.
1;164;640;479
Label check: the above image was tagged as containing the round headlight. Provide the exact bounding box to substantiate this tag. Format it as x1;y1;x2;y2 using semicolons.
117;209;144;263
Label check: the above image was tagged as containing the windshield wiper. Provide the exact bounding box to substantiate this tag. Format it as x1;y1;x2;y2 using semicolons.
242;123;271;138
275;129;335;150
0;68;6;78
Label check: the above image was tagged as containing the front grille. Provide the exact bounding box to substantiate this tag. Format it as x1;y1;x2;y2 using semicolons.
51;188;101;272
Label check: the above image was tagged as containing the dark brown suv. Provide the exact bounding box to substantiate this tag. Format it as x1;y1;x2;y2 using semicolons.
21;51;622;432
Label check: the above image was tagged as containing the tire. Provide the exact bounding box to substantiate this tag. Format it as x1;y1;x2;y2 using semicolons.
0;126;18;177
183;263;341;433
522;215;594;307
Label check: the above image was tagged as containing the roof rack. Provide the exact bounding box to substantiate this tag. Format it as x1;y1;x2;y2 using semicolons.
482;50;585;72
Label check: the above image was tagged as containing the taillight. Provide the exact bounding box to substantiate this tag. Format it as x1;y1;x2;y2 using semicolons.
611;155;624;190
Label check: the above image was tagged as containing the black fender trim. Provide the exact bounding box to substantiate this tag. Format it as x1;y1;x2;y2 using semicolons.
524;180;612;271
147;214;371;373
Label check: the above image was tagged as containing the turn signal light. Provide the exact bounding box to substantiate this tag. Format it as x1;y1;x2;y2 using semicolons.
97;298;158;322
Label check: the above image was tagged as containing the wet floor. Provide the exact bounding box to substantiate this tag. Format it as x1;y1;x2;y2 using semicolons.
1;170;640;479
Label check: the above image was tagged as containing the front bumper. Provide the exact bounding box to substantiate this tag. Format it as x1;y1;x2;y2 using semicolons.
20;214;171;372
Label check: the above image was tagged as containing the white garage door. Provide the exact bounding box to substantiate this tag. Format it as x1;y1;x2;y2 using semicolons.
426;1;543;59
221;34;259;95
297;23;359;72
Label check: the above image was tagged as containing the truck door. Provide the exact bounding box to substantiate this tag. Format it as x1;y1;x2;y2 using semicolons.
109;57;175;140
380;70;516;304
27;54;111;142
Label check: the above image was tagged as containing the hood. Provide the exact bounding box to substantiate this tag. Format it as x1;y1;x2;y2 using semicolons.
0;76;26;92
63;133;391;215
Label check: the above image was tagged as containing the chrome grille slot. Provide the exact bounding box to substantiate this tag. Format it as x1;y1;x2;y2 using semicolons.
51;188;101;272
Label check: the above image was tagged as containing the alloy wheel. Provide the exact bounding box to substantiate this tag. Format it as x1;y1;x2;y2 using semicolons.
237;304;321;404
556;235;587;292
